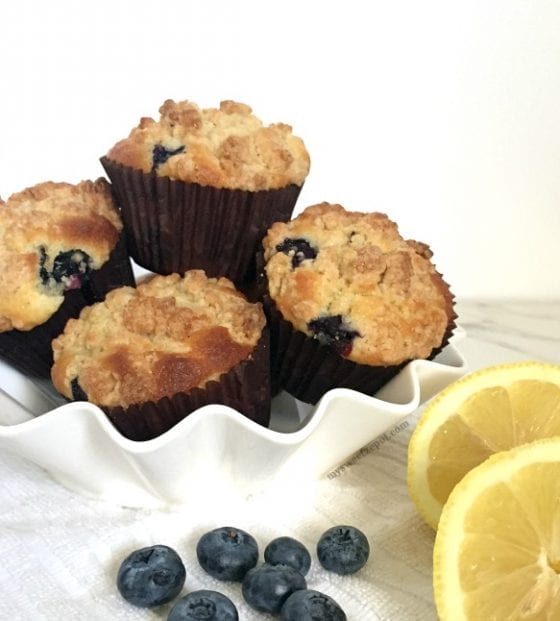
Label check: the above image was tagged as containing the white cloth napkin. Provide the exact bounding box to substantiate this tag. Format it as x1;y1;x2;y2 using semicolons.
0;408;437;621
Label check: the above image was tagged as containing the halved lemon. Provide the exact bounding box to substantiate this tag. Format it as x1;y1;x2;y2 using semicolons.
433;437;560;621
407;361;560;529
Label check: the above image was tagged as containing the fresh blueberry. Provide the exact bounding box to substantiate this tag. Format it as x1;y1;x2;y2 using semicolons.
280;589;347;621
242;563;307;614
152;143;186;170
316;525;370;575
264;536;311;576
196;527;258;582
116;544;186;608
70;377;88;401
276;238;317;268
167;590;238;621
307;315;360;357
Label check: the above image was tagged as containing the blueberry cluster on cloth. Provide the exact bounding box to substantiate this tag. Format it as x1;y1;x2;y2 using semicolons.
117;524;365;619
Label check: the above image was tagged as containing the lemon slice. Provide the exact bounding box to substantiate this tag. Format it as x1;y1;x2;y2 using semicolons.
433;437;560;621
407;361;560;529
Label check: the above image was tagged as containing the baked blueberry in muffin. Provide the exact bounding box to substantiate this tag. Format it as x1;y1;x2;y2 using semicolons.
39;247;92;291
307;315;360;357
260;202;456;403
276;238;318;268
151;143;186;172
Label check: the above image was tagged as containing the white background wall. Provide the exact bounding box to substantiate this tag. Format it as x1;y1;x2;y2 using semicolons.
1;0;559;298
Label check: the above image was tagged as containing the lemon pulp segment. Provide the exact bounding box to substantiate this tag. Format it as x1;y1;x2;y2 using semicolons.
434;439;560;621
408;362;560;529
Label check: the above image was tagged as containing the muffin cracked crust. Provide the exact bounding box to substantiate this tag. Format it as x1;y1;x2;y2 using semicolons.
0;179;123;333
51;271;267;409
106;99;310;191
263;202;455;367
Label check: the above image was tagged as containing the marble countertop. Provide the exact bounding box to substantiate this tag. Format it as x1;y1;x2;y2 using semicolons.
0;298;559;621
454;298;560;367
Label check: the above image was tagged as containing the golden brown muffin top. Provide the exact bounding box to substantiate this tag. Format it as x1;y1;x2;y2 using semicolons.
106;99;310;191
263;202;454;366
51;270;266;408
0;179;123;332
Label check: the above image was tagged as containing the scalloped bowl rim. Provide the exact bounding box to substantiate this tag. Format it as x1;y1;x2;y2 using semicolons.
0;328;468;508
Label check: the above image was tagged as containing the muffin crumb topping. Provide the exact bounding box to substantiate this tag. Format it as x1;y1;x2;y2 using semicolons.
107;99;310;191
51;271;266;408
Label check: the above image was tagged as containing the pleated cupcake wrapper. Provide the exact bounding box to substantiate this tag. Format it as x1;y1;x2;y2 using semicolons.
256;253;458;405
102;329;271;441
265;300;410;404
100;157;303;287
0;234;135;380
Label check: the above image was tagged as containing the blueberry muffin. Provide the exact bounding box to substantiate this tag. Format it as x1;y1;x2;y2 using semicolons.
101;99;309;285
51;270;270;440
0;179;134;378
260;202;456;403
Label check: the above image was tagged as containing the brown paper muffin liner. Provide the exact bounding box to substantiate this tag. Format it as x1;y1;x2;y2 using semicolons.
102;329;271;441
257;255;457;405
100;157;303;288
0;233;135;380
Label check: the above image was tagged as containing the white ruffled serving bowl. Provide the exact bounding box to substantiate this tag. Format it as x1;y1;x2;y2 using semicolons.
0;327;467;509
